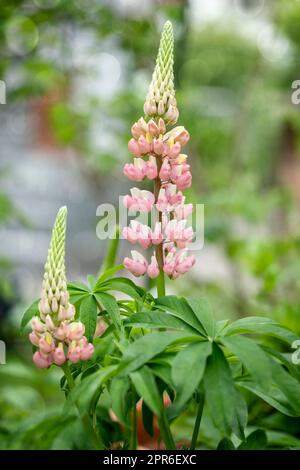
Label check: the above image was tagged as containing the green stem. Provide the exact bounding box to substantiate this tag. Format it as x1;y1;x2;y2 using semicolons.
156;269;166;297
62;362;75;389
129;389;137;450
158;404;176;450
61;363;105;450
190;393;204;450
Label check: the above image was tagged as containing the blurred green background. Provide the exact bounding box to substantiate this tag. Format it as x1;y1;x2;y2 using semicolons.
1;0;300;449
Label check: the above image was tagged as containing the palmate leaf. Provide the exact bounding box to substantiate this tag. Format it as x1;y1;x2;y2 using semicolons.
124;311;200;334
171;341;212;410
155;296;206;335
236;378;299;417
94;292;121;330
223;316;299;345
130;366;163;416
110;376;131;427
64;365;118;416
203;343;243;437
186;298;216;338
96;277;145;301
80;295;98;342
222;335;271;386
121;331;197;373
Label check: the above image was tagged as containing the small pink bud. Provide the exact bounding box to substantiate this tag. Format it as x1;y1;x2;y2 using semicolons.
31;316;45;333
159;158;171;181
53;344;66;366
153;138;165;156
33;351;52;369
29;331;40;346
80;342;94;361
68;321;85;341
128;138;142;157
145;156;158;180
147;255;160;279
148;119;159;137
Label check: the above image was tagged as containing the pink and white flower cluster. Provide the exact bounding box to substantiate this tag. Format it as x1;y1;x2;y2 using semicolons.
30;275;94;368
123;117;195;280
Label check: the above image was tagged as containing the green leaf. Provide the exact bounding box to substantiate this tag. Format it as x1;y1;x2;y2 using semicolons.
80;295;98;342
94;292;121;330
130;366;162;416
122;331;191;373
231;390;248;441
237;378;299;417
269;356;300;415
87;275;97;289
217;438;235;450
222;335;271;386
20;299;39;331
223;317;298;345
155;296;206;335
96;264;124;284
68;281;90;293
110;376;131;427
142;401;154;437
150;360;174;390
186;298;216;338
96;277;144;300
172;341;212;409
124;312;199;334
203;343;236;437
238;430;267;450
65;365;117;415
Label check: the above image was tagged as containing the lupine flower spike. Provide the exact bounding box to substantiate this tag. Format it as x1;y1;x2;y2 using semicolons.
29;207;94;368
123;21;195;281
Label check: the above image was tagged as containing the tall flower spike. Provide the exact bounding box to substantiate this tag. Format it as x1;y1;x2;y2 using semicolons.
30;206;94;368
144;21;179;125
123;21;195;283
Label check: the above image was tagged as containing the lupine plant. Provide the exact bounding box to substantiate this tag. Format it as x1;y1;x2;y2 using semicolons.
21;21;300;450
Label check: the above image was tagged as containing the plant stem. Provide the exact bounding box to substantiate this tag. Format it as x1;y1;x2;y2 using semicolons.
154;160;166;298
62;362;75;389
130;389;137;450
158;406;176;450
190;393;204;450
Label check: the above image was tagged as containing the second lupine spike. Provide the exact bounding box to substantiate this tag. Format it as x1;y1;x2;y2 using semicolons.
123;21;195;281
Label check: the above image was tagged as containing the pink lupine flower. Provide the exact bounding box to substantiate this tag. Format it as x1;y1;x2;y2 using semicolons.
145;156;158;179
53;344;66;366
122;21;195;281
33;351;53;369
159;158;171;181
128;138;142;157
123;188;155;213
151;222;163;245
123;221;152;249
124;251;148;276
123;159;146;181
68;321;85;341
79;339;95;361
68;341;81;363
147;255;160;279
